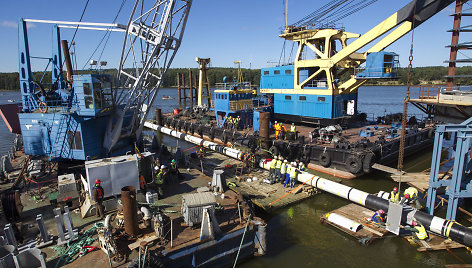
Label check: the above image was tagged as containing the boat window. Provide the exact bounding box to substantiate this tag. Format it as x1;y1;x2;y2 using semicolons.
299;96;306;101
67;130;83;150
274;70;280;75
318;97;326;102
285;95;291;100
85;96;94;109
84;83;92;96
224;94;227;100
264;71;269;75
285;69;292;74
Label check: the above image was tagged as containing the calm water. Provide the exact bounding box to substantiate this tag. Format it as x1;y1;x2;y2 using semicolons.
0;86;469;266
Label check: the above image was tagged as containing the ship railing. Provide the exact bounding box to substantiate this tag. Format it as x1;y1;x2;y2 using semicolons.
354;66;399;78
214;82;253;90
362;112;426;123
303;79;329;88
409;85;444;101
229;100;253;111
19;96;81;114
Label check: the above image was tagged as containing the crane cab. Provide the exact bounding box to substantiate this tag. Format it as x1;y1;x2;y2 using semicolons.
74;74;115;117
356;52;399;79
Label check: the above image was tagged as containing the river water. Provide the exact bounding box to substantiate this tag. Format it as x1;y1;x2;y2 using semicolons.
0;86;469;266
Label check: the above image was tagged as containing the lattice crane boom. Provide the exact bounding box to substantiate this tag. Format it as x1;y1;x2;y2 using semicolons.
104;0;192;152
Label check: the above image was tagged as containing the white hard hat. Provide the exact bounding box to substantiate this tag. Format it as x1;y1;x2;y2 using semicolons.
154;166;159;170
161;165;166;169
275;121;278;123
284;160;287;163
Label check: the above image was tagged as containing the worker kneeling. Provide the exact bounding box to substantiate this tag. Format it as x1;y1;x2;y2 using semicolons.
401;187;421;209
371;209;386;224
406;220;430;242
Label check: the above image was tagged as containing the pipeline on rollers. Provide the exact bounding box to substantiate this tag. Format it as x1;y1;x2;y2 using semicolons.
145;121;472;247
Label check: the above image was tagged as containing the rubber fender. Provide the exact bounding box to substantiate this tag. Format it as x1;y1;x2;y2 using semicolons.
183;123;188;132
189;123;194;134
197;125;203;137
362;152;376;173
302;146;312;163
190;112;196;119
345;155;362;174
319;151;331;167
269;145;279;157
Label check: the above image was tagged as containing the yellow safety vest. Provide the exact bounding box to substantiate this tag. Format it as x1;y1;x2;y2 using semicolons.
155;170;165;185
270;159;277;168
291;125;296;132
415;224;428;240
280;163;286;174
290;166;298;178
390;191;399;202
275;159;282;169
405;187;418;199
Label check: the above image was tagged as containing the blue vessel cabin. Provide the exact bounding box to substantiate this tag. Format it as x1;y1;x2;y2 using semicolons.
213;85;255;128
260;65;357;120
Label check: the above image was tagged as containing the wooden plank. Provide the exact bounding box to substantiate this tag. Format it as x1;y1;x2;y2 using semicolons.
128;235;159;250
372;163;405;175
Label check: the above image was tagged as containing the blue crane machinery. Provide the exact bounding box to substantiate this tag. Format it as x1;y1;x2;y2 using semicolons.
9;0;193;161
260;0;456;123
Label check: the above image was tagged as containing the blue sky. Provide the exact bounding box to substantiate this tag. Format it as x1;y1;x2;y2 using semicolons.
0;0;465;72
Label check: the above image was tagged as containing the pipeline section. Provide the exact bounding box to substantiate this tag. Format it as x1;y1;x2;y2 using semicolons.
147;122;472;247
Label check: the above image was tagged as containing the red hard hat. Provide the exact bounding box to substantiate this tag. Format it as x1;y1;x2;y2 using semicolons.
378;209;385;214
404;194;410;199
94;179;101;184
393;187;398;192
412;221;417;226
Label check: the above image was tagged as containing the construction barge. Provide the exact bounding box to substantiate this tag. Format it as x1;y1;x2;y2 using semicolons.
156;111;434;179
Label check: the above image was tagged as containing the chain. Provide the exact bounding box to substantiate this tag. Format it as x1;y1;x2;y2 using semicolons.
397;2;417;194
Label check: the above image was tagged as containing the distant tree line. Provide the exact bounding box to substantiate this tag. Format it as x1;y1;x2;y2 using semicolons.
0;66;471;91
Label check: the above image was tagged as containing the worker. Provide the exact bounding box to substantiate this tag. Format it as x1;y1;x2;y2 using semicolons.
284;162;292;187
139;175;147;192
289;162;298;188
290;122;296;133
235;116;241;130
274;121;281;139
268;156;278;183
406;220;430;242
371;209;385;224
299;162;306;172
227;116;233;129
275;156;283;183
169;159;182;183
92;179;105;219
402;187;421;209
154;165;167;196
280;159;287;184
280;124;286;140
390;187;400;203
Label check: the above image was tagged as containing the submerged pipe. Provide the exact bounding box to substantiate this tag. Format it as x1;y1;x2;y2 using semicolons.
146;121;472;247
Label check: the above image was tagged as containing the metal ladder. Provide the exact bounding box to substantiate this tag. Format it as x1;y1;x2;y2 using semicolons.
51;114;79;160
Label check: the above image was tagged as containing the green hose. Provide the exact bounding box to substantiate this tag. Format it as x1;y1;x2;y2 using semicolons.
53;222;104;268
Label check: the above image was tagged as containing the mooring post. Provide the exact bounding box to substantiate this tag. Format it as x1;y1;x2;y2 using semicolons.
177;72;181;106
189;69;193;107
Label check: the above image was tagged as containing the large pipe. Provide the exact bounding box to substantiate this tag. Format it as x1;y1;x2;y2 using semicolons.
121;186;139;237
146;121;472;247
259;112;270;149
60;40;73;84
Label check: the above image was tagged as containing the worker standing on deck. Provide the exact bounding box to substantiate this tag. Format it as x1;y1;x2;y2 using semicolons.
235;116;241;130
390;187;400;203
227;116;233;129
402;187;421;209
280;160;287;184
154;165;167;196
169;159;182;183
92;179;105;219
405;220;430;242
268;156;278;183
284;162;292;187
299;162;306;172
290;162;298;188
275;156;283;183
274;121;280;139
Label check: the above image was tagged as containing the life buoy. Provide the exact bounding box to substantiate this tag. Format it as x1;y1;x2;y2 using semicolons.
345;155;362;174
319;151;331;167
362;152;376;173
38;102;48;113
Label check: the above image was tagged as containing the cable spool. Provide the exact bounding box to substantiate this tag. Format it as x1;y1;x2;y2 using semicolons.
1;190;22;220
